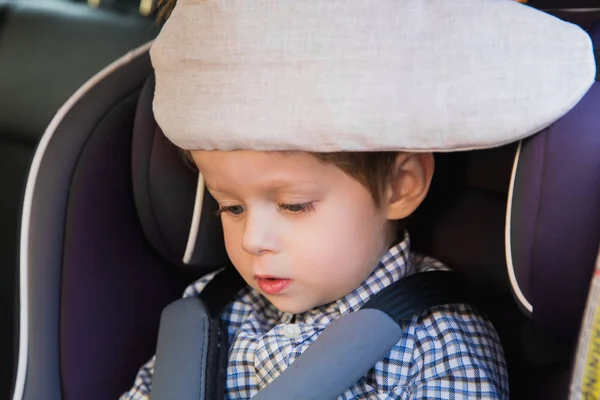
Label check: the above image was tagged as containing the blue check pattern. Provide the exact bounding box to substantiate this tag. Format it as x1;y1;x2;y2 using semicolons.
120;234;508;399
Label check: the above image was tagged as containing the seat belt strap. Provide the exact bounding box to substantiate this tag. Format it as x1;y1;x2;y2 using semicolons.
362;270;472;321
150;267;246;400
198;267;246;400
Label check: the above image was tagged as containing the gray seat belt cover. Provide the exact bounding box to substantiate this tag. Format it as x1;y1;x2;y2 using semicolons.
150;297;210;400
252;308;402;400
150;270;471;400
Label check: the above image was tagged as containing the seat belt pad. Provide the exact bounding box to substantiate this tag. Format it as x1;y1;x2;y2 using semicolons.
253;271;473;400
150;297;211;400
151;267;247;400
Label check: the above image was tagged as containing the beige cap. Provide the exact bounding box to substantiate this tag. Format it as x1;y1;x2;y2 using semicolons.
150;0;595;152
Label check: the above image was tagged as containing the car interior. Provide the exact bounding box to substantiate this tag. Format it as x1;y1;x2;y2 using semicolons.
1;0;599;399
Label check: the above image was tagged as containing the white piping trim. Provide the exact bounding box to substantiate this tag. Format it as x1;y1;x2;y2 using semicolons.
12;41;154;400
553;8;600;12
183;173;205;265
504;141;534;314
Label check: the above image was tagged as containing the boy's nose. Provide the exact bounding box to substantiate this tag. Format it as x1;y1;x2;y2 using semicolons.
241;211;277;255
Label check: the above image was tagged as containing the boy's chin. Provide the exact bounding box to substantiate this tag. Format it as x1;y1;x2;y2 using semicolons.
266;296;325;315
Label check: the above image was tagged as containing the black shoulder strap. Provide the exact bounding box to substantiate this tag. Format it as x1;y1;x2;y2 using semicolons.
201;266;248;319
199;267;247;400
362;270;473;322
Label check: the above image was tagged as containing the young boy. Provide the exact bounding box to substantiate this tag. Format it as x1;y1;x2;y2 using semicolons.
120;0;593;398
121;150;508;399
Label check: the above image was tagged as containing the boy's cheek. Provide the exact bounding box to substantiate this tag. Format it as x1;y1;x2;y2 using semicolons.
222;226;243;263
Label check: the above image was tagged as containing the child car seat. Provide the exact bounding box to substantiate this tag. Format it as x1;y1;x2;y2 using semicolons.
11;16;600;400
0;1;159;396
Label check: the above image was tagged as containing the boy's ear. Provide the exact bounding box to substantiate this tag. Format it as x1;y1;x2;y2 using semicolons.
385;152;434;220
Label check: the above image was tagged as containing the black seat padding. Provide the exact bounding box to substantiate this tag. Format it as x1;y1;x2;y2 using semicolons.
0;1;158;397
409;147;575;399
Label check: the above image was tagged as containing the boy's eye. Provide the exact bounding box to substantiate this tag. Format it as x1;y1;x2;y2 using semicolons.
277;203;315;214
215;205;245;216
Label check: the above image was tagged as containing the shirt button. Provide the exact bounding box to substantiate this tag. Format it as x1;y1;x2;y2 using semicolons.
282;324;301;339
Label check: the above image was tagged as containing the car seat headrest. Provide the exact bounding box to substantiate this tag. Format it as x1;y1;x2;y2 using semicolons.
502;21;600;341
590;19;600;49
405;21;600;343
131;20;599;342
131;75;228;274
506;79;600;341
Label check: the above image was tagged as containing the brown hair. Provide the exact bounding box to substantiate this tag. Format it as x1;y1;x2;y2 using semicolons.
183;150;401;206
155;0;178;22
311;152;400;206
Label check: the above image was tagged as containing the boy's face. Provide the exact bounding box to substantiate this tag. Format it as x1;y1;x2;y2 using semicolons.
192;150;395;314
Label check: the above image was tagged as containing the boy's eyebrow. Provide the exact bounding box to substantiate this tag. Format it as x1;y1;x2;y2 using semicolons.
260;179;318;191
206;179;319;194
204;182;231;195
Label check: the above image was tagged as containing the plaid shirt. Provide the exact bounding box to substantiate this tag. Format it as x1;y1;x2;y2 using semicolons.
121;235;508;399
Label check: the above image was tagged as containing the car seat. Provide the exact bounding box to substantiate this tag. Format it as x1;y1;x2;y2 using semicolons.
11;12;600;400
0;0;159;396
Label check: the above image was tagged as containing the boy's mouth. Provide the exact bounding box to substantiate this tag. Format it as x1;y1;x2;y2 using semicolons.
254;275;291;295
